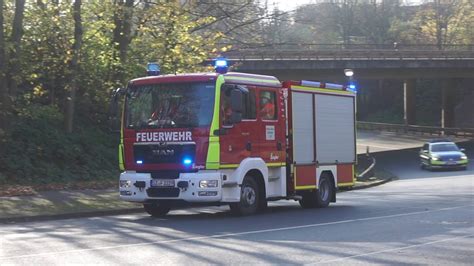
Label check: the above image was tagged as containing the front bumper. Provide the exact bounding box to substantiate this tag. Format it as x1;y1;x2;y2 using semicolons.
430;159;468;168
119;171;223;203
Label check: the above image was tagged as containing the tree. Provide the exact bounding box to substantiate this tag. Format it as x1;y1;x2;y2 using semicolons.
65;0;83;133
8;0;25;98
0;0;6;109
111;0;134;85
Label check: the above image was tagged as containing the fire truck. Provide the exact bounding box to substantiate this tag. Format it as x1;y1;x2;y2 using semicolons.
115;59;356;216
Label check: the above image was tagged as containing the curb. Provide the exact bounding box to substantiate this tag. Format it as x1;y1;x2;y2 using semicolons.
353;177;395;190
0;208;144;224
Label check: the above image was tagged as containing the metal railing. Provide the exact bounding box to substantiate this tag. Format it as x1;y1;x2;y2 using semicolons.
357;121;474;138
222;43;474;51
220;43;474;60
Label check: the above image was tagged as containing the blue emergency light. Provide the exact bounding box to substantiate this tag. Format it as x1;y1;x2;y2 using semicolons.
348;83;357;93
147;62;160;76
214;57;228;74
183;157;193;166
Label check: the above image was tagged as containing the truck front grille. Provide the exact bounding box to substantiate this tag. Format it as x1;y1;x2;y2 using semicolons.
134;143;195;164
146;188;180;197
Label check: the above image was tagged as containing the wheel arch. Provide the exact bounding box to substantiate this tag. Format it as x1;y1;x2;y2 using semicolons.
233;158;269;198
245;169;267;201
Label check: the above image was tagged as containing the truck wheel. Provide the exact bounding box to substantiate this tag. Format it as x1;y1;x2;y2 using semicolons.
299;175;334;209
230;176;259;216
299;191;317;208
315;176;333;208
143;203;171;217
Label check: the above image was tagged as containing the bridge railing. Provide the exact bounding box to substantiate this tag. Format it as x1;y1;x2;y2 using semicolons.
357;121;474;138
222;43;474;51
221;43;474;60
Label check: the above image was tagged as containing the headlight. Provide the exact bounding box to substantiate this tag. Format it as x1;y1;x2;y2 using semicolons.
431;156;440;161
199;180;219;188
461;155;467;160
120;180;132;188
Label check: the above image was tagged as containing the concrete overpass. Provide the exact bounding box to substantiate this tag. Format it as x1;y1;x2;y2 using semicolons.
217;44;474;128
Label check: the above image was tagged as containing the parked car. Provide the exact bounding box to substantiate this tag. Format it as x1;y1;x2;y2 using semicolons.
419;139;468;170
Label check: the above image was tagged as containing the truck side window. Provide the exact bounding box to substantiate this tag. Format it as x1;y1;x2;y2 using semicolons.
259;90;277;120
221;85;255;125
242;88;256;120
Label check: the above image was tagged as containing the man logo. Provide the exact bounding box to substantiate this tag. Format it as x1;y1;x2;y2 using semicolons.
152;149;175;156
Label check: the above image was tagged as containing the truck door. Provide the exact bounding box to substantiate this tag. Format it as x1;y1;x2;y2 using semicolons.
256;88;286;164
219;84;260;165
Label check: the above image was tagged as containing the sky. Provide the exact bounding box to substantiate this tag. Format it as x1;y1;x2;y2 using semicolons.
270;0;424;11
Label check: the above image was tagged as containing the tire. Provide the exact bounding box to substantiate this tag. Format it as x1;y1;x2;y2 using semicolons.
143;203;171;217
315;176;333;208
230;176;260;216
298;175;334;209
299;191;317;208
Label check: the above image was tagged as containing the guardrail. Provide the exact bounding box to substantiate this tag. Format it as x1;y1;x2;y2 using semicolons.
357;121;474;138
222;49;474;60
219;43;474;61
221;43;474;51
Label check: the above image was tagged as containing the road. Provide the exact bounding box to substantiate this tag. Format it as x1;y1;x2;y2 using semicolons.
1;143;473;265
356;130;469;154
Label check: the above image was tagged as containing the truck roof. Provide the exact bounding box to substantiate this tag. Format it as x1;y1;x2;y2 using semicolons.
130;72;281;87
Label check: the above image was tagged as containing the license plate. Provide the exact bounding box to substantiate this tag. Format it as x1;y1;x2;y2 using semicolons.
447;161;457;165
150;179;175;187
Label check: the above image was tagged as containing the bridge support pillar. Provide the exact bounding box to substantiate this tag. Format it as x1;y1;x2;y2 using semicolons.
403;79;416;125
441;79;456;128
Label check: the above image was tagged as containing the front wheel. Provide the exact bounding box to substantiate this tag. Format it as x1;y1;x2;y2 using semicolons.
230;176;260;216
144;203;171;217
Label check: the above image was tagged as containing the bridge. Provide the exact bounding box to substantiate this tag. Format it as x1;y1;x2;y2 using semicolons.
221;43;474;79
216;44;474;128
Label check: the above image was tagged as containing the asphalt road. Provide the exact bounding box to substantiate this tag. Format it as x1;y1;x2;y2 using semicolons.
1;144;473;265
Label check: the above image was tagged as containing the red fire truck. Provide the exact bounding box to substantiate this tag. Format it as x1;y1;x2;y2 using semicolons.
116;60;356;216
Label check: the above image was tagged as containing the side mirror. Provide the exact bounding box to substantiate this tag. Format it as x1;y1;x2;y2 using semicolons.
108;88;125;132
460;148;465;152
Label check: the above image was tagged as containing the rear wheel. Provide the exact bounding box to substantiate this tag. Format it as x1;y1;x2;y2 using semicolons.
315;176;333;208
230;176;260;216
299;175;334;209
143;203;171;217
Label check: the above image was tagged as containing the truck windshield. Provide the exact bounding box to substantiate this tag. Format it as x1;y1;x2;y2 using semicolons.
126;82;215;129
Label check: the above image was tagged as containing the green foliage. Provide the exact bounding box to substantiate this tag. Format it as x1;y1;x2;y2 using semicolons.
0;105;118;185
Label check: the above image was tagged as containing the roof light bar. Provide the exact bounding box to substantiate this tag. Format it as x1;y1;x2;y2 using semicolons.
147;62;160;76
214;57;229;74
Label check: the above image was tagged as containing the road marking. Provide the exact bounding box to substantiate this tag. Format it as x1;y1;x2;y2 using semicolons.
313;233;474;265
0;204;472;260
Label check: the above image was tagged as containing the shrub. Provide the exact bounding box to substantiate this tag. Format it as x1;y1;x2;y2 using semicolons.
0;105;119;185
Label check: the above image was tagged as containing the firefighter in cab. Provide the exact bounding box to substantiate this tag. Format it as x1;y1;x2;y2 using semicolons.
259;91;275;120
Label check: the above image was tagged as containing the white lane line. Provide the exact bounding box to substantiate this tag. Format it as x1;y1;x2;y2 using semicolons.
0;204;472;260
313;233;474;265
